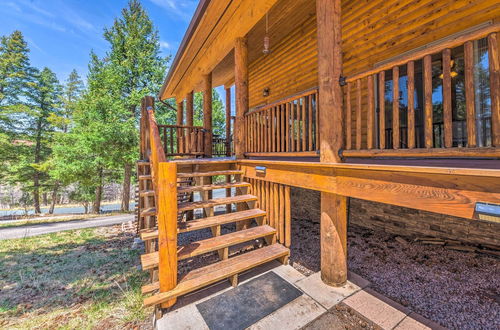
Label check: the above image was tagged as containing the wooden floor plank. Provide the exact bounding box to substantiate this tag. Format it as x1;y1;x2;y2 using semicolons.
143;244;289;306
178;182;250;193
140;225;277;270
140;209;267;240
178;194;257;212
177;170;243;178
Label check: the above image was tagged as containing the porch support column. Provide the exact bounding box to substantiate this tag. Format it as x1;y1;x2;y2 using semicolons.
317;0;347;286
234;37;248;159
225;87;232;156
176;100;184;126
186;91;194;126
203;73;213;157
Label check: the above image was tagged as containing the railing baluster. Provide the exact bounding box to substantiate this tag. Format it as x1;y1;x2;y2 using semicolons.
367;75;374;149
271;106;276;152
308;95;313;151
407;61;415;149
424;55;433;148
379;71;386;149
346;84;352;150
442;49;453;148
280;104;285;152
300;97;307;151
291;101;296;152
488;32;500;147
356;79;362;150
464;41;476;147
315;91;319;150
285;102;290;151
392;66;400;149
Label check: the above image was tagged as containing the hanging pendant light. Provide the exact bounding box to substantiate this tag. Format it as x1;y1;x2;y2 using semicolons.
263;13;270;55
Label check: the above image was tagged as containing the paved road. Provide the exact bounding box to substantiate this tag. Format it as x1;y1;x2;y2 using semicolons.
0;214;135;240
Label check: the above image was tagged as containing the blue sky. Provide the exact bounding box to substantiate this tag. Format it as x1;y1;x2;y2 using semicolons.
0;0;198;84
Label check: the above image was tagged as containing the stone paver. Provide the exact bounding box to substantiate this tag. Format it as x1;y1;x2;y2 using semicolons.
343;290;407;330
248;295;325;330
271;264;307;284
295;272;360;309
157;304;209;330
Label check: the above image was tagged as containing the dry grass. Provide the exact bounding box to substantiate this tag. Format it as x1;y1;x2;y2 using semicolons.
0;225;152;329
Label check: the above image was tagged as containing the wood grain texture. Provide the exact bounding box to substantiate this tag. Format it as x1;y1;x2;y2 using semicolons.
407;61;415;149
378;71;386;149
464;41;476;147
317;0;343;162
442;49;453;148
488;33;500;147
392;66;400;149
321;192;347;286
235;37;249;158
424;55;433;148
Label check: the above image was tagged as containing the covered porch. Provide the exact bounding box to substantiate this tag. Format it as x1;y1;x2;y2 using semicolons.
137;0;500;313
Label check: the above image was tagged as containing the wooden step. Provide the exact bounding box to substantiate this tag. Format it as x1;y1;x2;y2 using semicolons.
139;175;152;180
140;190;155;197
142;244;289;305
178;182;250;193
177;170;243;178
140;207;156;217
137;161;150;166
140;209;267;240
141;225;276;270
178;195;257;212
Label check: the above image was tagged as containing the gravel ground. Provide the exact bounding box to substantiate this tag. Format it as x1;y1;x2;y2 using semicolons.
289;217;500;330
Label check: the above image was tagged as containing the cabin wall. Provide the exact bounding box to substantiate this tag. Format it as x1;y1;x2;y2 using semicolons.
341;0;500;147
248;15;318;109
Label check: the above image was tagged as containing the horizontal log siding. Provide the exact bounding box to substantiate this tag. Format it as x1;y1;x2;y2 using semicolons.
248;15;318;109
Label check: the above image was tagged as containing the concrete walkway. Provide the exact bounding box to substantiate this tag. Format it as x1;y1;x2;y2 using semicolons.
158;262;445;330
0;214;134;240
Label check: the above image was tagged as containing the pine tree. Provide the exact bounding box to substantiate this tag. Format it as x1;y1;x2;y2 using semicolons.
60;69;84;132
6;67;62;213
0;31;31;177
103;0;169;212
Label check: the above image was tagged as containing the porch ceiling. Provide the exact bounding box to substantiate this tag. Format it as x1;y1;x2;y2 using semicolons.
159;0;316;101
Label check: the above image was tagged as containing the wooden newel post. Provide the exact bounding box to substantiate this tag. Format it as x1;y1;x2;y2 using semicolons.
157;162;178;309
316;0;348;286
186;91;194;127
203;73;213;157
176;101;184;126
234;37;249;159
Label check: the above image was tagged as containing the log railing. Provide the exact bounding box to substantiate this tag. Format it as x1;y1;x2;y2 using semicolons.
158;125;206;157
248;178;291;247
244;88;319;157
342;25;499;158
212;136;233;157
141;97;178;308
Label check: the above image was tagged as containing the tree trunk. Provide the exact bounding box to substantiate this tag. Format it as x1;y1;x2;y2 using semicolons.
92;169;103;214
121;163;132;212
33;173;41;214
48;183;59;214
42;193;48;206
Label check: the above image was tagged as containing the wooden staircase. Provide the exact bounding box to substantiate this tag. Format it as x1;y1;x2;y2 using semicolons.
136;159;290;308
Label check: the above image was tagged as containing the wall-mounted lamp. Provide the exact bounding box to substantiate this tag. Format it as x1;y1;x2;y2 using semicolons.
475;202;500;223
263;88;270;97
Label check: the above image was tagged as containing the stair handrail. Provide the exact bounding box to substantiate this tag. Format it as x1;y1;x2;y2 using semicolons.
141;96;178;308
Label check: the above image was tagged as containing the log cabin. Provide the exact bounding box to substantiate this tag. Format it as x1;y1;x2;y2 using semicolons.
136;0;500;311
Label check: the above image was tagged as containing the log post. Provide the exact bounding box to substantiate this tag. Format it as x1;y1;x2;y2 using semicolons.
225;87;232;156
203;74;213;157
176;100;184;126
157;162;178;308
186;91;194;127
234;37;249;159
316;0;348;286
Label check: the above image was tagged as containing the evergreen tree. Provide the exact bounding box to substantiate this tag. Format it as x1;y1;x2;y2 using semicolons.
60;69;84;132
8;67;62;213
103;0;169;212
0;31;31;177
51;53;135;213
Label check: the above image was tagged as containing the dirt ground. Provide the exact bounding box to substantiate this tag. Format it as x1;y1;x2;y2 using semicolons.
289;217;500;330
302;303;379;330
